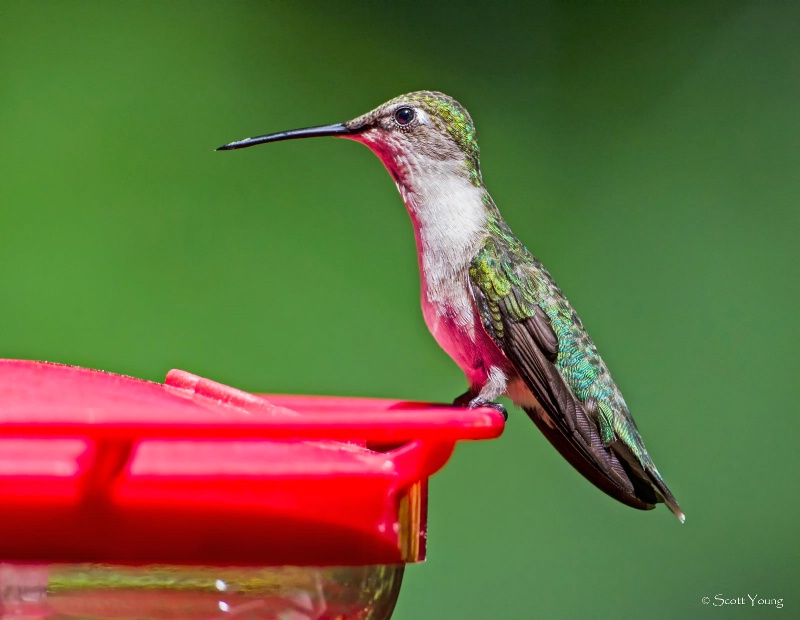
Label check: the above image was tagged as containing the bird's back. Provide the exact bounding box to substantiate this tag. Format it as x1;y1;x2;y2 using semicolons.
470;213;683;519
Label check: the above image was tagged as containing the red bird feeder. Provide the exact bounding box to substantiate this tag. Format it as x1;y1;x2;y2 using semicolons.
0;359;504;619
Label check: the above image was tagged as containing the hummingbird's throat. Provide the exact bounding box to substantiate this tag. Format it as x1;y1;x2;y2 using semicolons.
350;129;415;185
350;128;490;262
353;127;478;188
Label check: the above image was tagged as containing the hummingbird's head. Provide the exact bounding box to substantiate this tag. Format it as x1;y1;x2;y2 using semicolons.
218;91;483;187
344;91;482;186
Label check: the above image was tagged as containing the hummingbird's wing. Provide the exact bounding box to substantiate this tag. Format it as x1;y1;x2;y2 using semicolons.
469;228;683;520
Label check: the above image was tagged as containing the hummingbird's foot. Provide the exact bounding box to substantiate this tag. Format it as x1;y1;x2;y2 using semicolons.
472;398;508;421
452;392;508;421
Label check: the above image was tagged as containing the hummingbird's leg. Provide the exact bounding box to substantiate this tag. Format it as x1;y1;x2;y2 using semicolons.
453;367;509;419
452;390;476;408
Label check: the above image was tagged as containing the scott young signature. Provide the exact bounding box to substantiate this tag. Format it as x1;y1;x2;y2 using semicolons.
701;594;784;609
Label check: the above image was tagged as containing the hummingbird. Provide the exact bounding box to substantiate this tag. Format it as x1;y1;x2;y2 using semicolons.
218;91;684;521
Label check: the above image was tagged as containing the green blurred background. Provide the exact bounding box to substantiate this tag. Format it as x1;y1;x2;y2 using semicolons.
1;1;798;617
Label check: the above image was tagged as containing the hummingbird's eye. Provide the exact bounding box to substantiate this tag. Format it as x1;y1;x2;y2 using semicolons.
394;106;415;127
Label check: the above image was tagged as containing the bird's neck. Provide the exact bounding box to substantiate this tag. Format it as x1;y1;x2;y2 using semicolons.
396;163;492;280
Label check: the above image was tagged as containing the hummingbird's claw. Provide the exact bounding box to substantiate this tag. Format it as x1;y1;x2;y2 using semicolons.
472;398;508;421
452;392;508;421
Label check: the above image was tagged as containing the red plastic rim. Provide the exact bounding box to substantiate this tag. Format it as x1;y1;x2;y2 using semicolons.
0;360;504;566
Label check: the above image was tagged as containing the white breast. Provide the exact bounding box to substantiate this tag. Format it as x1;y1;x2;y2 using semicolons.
397;162;491;373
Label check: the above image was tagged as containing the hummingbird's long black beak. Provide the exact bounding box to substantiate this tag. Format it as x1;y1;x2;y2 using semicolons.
216;123;354;151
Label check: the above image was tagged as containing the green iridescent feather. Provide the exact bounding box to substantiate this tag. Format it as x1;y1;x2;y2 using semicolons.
469;200;659;473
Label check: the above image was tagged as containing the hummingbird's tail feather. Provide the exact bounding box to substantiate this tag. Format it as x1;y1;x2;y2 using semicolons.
644;466;685;523
522;404;655;511
522;402;684;521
